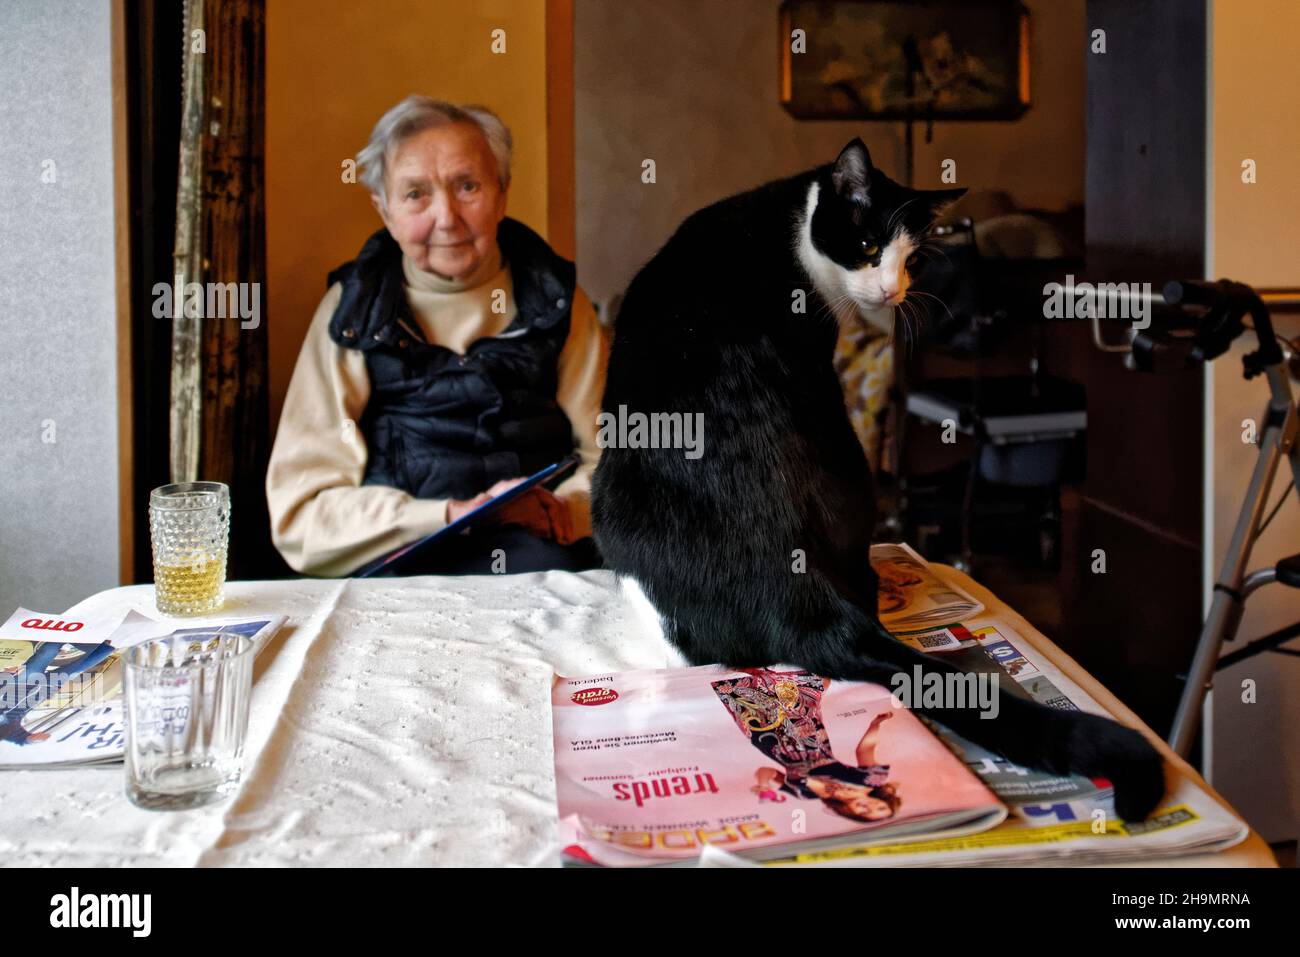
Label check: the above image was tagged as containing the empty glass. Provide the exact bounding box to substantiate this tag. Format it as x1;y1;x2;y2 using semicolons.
123;632;254;810
149;482;230;616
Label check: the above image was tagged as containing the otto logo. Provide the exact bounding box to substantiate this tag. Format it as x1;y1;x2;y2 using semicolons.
21;617;83;633
571;688;619;706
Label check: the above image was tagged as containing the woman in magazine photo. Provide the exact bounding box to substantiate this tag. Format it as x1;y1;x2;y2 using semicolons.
0;641;115;748
875;555;926;615
711;669;902;823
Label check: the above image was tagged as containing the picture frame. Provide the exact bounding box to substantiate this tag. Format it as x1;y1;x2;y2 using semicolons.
780;0;1031;120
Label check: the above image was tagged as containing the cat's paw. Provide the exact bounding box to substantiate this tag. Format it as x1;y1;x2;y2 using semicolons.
1069;713;1167;822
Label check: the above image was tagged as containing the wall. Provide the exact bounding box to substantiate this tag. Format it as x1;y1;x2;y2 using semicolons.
574;0;1085;304
0;1;126;614
1207;0;1300;843
265;0;551;433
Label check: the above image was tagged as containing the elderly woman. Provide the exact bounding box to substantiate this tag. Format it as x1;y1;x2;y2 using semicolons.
266;96;607;577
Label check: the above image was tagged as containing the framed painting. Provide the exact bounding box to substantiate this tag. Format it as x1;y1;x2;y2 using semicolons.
780;0;1031;120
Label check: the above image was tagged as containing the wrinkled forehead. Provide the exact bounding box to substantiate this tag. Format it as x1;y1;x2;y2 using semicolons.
386;122;498;185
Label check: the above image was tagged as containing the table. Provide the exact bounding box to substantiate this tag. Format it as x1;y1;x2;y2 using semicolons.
1;567;1276;867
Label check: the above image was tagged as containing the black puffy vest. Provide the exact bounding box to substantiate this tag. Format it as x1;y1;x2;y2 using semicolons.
326;218;576;501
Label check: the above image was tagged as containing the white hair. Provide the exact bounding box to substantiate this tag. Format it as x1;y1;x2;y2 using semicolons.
357;95;512;209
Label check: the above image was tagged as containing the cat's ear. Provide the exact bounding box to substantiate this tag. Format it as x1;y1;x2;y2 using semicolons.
831;138;874;207
921;187;967;221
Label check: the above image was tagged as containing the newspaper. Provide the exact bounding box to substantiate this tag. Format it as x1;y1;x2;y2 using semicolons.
871;543;984;629
763;617;1249;866
0;607;285;769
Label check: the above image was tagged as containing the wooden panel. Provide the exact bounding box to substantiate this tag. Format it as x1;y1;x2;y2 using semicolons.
198;0;276;578
124;0;184;584
1082;0;1206;539
1060;0;1208;742
1072;491;1205;737
1084;2;1207;283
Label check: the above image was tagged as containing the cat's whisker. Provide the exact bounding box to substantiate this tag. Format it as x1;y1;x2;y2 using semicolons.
895;298;917;355
821;293;860;326
885;196;923;239
819;299;858;332
907;289;956;325
888;306;902;349
910;243;952;267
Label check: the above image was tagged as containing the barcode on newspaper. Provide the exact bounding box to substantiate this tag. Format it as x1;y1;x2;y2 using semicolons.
918;633;954;649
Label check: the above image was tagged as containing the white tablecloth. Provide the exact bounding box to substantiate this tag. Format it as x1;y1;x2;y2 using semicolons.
6;572;683;867
3;568;1274;867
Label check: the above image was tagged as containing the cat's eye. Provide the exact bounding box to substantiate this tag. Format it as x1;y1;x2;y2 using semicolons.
861;242;880;256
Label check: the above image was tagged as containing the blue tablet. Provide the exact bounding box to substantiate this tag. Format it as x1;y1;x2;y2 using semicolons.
353;454;582;578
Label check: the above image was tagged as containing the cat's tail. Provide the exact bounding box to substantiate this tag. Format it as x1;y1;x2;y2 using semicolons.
795;618;1167;823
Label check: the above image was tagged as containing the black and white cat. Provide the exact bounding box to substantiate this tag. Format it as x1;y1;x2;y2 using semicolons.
591;139;1166;822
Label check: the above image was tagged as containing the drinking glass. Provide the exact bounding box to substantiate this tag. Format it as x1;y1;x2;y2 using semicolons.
123;631;254;810
149;482;229;616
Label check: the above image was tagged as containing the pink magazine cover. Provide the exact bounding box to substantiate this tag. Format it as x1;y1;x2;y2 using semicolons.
553;665;1006;866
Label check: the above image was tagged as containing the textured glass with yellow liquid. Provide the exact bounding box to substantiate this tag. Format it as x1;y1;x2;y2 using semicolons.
149;482;230;615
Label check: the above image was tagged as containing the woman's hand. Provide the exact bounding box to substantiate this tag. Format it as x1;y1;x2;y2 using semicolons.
751;766;785;793
445;478;575;543
445;477;524;524
496;487;575;543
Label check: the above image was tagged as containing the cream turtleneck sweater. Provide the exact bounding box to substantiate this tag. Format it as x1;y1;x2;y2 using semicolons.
266;244;607;577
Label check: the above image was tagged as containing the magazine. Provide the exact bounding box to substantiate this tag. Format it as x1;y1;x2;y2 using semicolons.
552;665;1007;867
0;607;285;769
870;542;984;629
758;618;1249;867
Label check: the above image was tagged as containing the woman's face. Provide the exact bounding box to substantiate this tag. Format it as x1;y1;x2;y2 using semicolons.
374;122;507;281
816;780;894;821
843;792;894;821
